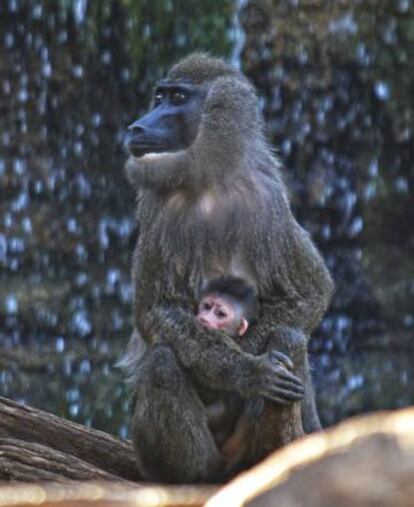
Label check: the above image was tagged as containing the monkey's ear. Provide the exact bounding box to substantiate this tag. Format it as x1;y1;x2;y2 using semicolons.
238;318;249;337
205;76;256;112
203;76;260;135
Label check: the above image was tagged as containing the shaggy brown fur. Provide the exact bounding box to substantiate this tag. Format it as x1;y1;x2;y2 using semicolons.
121;54;334;483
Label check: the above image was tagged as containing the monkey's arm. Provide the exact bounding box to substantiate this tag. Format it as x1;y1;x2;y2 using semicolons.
289;224;335;334
242;309;321;432
257;201;334;336
137;305;304;404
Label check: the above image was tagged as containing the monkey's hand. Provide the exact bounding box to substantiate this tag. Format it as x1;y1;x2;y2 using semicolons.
242;347;301;419
270;349;295;372
252;350;304;405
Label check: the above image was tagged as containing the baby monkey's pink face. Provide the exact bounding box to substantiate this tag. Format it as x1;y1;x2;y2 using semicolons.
197;294;248;338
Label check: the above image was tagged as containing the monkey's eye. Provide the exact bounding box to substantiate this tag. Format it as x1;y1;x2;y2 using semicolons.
202;302;212;311
153;91;164;106
217;310;228;319
171;91;187;105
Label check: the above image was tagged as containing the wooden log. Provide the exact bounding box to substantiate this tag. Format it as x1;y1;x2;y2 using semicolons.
0;397;140;482
0;438;129;483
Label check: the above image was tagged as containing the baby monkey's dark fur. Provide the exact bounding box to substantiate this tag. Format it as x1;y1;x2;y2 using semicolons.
121;53;334;483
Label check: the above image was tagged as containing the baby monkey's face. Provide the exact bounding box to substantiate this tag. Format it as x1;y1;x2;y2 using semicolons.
197;294;248;338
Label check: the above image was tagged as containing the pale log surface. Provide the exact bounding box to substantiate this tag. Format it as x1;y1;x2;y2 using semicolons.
0;397;140;482
248;432;414;507
0;481;217;507
207;407;414;507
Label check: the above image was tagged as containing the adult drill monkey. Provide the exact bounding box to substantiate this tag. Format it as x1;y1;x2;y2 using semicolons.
121;53;334;483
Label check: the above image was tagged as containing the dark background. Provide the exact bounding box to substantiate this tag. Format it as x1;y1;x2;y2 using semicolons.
0;0;413;438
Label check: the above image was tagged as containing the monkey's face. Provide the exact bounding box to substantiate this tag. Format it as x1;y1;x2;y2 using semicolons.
197;294;249;338
126;80;207;158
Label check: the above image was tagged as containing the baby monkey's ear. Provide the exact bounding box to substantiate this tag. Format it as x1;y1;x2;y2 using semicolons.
238;318;249;337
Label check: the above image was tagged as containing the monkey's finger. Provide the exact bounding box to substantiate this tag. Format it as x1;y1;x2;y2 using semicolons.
273;379;305;395
276;372;304;389
260;391;292;405
268;386;304;402
270;365;303;387
274;365;302;382
270;350;294;371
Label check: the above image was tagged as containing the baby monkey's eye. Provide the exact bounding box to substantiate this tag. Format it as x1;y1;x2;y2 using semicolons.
217;310;227;318
202;302;212;310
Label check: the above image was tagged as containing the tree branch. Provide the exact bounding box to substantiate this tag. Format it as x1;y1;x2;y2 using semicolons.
0;438;129;483
0;397;140;482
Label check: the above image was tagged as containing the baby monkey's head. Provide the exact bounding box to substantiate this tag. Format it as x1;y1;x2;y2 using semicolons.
197;276;258;338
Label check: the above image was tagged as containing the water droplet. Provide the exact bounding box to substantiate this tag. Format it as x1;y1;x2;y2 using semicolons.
395;177;408;193
67;217;78;233
76;244;88;262
72;65;84;78
106;268;120;291
374;81;390;101
368;159;378;177
32;4;42;19
80;360;91;374
0;234;7;263
4;33;14;48
398;0;410;13
74;0;87;24
55;337;65;352
22;217;32;234
17;89;29;102
42;62;52;78
9;237;25;253
75;272;88;287
69;403;80;417
13;159;26;175
121;68;130;82
6;295;18;315
9;0;18;13
329;12;358;35
91;114;102;127
12;192;29;212
348;374;364;390
348;216;363;237
74;141;83;155
70;310;92;337
101;51;112;65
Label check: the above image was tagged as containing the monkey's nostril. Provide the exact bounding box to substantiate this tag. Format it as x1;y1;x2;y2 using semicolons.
127;122;146;134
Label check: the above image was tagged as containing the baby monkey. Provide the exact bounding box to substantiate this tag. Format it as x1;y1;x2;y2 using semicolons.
197;276;257;339
196;276;304;471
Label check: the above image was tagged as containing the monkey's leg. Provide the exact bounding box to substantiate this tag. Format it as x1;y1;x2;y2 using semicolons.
225;328;314;473
206;394;244;448
223;400;304;479
221;416;252;470
300;364;322;432
131;344;224;484
267;326;321;433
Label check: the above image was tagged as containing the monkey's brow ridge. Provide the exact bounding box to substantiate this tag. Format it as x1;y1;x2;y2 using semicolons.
156;79;195;90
